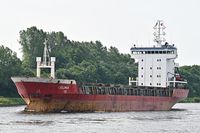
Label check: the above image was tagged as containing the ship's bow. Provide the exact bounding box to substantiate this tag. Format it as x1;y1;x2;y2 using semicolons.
11;77;31;105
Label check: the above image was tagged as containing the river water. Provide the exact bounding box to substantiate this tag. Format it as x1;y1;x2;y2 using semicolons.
0;103;199;133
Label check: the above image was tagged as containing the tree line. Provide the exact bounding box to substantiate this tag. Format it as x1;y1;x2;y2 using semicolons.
0;26;199;97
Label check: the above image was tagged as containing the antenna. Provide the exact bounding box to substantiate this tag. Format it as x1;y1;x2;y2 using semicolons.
153;20;166;46
43;39;50;66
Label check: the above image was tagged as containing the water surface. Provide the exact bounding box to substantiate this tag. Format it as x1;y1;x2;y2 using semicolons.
0;103;199;133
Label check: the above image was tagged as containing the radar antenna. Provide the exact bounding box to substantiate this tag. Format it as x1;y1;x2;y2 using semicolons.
153;20;166;46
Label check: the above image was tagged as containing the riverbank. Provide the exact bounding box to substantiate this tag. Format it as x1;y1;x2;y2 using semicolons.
181;97;200;103
0;97;25;106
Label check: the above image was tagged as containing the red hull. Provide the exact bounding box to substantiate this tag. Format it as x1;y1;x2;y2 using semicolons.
11;77;189;112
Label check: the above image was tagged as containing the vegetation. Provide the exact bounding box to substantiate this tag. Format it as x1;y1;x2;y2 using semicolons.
179;65;200;97
0;26;200;101
0;97;25;106
181;97;200;103
0;46;22;96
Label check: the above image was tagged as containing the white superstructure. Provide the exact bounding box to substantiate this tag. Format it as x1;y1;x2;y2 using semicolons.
129;20;184;88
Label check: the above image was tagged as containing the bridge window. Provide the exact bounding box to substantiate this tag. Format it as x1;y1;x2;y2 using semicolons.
157;83;161;85
157;75;161;78
157;67;161;70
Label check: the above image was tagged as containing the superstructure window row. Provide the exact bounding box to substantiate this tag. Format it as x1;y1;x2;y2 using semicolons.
132;50;175;54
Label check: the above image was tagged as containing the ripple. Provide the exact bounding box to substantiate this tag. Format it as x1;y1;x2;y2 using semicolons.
62;118;107;125
10;120;54;126
131;115;182;121
0;122;10;125
78;118;107;122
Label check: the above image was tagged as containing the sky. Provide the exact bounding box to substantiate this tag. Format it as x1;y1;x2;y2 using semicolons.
0;0;200;66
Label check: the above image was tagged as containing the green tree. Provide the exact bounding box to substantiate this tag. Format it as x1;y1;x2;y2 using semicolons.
19;26;46;68
0;46;22;96
179;65;200;97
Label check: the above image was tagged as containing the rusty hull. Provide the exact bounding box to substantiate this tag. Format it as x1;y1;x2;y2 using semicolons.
25;94;186;112
11;77;189;113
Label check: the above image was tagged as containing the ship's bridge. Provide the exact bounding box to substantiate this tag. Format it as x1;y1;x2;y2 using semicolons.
129;20;186;88
130;43;178;88
131;44;177;56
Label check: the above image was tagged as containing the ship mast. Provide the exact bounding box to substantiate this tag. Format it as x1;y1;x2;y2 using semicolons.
153;20;166;46
42;39;50;66
36;40;56;79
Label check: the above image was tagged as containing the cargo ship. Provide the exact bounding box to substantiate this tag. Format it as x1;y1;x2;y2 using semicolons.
11;20;189;112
